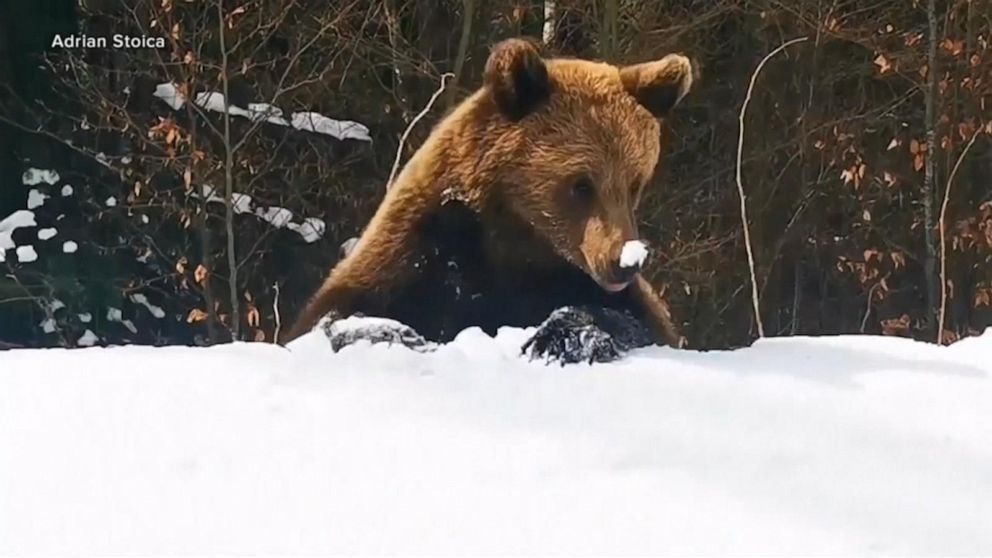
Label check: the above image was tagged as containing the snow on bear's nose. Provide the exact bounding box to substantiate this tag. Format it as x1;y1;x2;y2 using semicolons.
619;240;649;270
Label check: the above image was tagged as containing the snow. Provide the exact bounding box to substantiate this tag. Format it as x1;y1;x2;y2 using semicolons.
255;206;294;228
192;91;228;113
257;207;327;242
620;239;649;268
37;227;57;240
62;240;78;253
152;83;185;110
61;185;73;196
246;102;290;126
1;324;991;555
153;83;368;141
78;312;92;323
76;329;98;347
192;92;291;126
21;168;60;186
195;185;254;215
230;193;253;214
290;112;372;141
39;318;56;334
106;306;137;334
105;196;117;207
106;307;123;322
0;209;37;251
129;293;166;319
26;189;49;210
15;245;37;263
285;216;326;243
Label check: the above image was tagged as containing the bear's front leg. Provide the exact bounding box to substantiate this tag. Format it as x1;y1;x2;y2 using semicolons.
522;306;654;365
629;275;685;348
318;314;435;353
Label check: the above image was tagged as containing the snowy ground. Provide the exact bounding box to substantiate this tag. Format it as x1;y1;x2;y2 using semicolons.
2;324;991;555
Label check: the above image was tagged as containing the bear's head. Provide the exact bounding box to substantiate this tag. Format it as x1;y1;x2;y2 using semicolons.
476;38;693;292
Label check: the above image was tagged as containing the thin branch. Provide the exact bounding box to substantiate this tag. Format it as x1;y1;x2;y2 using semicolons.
386;72;455;190
735;36;808;339
937;128;983;344
273;281;282;344
861;282;880;333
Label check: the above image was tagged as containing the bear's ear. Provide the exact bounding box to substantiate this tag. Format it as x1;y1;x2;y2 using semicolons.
484;38;550;121
620;54;694;117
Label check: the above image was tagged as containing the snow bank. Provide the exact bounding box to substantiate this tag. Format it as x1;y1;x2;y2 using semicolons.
1;327;991;555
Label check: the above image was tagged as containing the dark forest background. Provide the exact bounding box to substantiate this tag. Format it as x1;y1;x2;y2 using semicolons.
0;0;990;350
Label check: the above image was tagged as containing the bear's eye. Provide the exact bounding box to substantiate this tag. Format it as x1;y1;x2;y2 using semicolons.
570;177;596;203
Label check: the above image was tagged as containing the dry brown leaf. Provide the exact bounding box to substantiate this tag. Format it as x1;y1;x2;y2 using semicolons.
874;54;893;74
891;252;906;269
881;314;911;336
194;264;208;285
247;305;260;328
187;308;208;323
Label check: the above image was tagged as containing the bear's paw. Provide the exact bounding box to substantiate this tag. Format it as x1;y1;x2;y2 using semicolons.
319;314;436;353
521;306;653;365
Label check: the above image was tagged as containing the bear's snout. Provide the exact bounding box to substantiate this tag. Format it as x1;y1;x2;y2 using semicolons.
606;259;640;287
598;240;649;292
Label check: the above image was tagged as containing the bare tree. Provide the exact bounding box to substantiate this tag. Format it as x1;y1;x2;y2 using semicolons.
217;1;241;339
543;0;556;46
445;0;476;107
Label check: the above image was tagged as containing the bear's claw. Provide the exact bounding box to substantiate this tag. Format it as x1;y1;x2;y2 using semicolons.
521;306;654;365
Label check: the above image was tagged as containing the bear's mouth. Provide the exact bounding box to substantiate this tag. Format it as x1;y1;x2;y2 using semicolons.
601;279;632;293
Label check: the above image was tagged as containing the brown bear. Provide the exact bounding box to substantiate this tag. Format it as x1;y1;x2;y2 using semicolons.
282;38;693;362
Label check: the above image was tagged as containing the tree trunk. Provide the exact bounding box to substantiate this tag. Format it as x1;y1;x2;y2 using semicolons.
600;0;617;59
543;0;556;46
217;1;241;340
445;0;475;108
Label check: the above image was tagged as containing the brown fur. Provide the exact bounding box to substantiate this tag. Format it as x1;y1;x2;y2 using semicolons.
283;38;694;346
